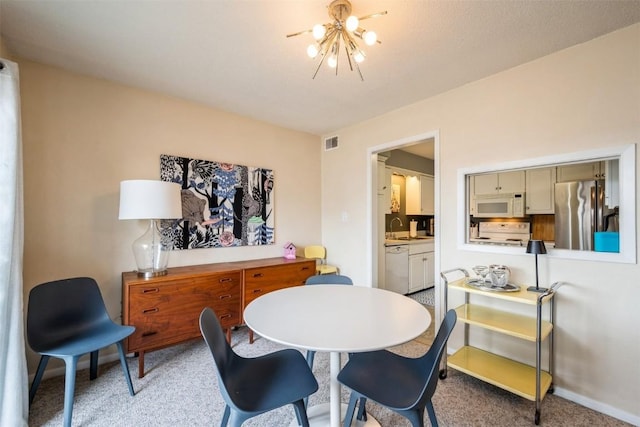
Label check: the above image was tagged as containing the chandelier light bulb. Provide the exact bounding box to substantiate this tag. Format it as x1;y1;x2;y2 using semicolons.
363;30;377;46
307;44;320;58
312;24;326;40
345;15;359;32
353;50;365;63
327;54;338;68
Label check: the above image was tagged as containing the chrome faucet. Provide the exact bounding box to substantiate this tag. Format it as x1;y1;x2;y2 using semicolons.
389;217;403;238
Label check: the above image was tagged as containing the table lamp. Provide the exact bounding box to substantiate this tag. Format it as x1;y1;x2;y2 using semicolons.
119;180;182;278
526;240;547;292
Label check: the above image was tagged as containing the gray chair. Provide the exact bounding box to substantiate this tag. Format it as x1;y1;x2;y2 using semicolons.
27;277;136;427
305;274;353;286
338;310;457;427
199;307;318;427
304;274;353;369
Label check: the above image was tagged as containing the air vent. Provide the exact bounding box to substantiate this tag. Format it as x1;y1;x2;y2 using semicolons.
325;136;339;151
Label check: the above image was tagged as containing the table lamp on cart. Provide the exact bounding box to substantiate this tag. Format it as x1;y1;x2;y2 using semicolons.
526;240;548;293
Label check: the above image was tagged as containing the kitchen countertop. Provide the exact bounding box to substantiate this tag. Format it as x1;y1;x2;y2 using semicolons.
385;236;434;246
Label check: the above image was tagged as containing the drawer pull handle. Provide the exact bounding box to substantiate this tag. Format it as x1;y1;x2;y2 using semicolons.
219;277;233;283
253;289;262;294
141;331;157;337
142;288;159;294
142;308;159;314
253;273;264;278
219;294;232;300
219;314;232;320
302;266;310;270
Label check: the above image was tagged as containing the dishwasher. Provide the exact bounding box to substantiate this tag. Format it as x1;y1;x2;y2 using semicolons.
384;244;409;294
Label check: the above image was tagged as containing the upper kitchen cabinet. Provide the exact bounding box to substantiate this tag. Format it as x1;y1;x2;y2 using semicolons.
525;167;556;214
420;175;435;215
473;171;525;195
406;174;435;215
556;161;605;182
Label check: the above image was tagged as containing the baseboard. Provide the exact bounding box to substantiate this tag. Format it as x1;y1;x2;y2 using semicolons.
28;352;123;383
553;386;640;426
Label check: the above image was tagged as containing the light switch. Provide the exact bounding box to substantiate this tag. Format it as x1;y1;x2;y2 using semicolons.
341;211;349;222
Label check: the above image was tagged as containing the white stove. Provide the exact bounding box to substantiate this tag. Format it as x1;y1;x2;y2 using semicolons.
470;222;530;247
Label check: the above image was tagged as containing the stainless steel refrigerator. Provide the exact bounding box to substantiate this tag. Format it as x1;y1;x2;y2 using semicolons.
554;180;616;250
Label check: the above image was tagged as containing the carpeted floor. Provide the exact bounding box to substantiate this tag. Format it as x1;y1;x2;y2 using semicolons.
28;322;631;427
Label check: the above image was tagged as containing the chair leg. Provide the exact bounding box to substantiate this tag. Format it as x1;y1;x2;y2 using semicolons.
117;341;135;396
29;355;50;405
426;401;438;427
306;350;316;369
62;355;80;427
220;405;230;427
292;399;310;427
342;393;358;427
401;408;425;427
90;350;99;380
356;397;367;421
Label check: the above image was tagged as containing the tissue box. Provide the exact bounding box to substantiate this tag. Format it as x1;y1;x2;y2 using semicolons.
594;232;619;253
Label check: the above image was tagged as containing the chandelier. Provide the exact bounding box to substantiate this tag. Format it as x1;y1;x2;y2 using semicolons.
287;0;387;80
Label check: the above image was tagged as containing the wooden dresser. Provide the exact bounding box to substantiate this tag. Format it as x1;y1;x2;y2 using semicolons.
122;257;315;377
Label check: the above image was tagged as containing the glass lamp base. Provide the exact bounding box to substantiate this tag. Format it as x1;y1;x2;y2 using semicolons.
132;219;172;278
137;269;168;278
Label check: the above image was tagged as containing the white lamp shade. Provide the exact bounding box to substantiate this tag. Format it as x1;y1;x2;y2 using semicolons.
119;180;182;220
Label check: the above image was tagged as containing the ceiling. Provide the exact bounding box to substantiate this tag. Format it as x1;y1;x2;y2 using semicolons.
1;1;639;136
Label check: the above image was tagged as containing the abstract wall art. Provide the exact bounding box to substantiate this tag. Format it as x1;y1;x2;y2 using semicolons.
160;154;274;249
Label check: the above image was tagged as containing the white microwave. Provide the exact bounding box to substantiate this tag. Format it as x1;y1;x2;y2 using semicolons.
473;193;525;218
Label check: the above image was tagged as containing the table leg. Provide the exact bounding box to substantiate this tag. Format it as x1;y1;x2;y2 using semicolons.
329;352;341;427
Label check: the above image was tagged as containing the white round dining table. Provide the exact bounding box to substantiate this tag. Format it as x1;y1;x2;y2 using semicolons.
243;284;431;427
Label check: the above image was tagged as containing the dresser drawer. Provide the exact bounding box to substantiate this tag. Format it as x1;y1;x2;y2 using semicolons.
243;262;314;306
127;272;241;351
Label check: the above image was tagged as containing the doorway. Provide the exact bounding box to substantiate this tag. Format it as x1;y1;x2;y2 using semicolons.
368;131;442;322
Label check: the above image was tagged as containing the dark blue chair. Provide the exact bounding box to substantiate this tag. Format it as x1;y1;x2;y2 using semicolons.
199;307;318;427
304;274;353;369
27;277;136;427
305;274;353;286
338;310;457;427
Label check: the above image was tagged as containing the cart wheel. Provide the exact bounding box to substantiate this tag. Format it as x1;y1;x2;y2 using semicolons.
534;410;540;425
439;369;447;379
548;386;555;394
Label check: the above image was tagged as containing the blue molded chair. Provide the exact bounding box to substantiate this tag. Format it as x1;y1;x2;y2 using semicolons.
199;307;318;427
304;274;353;369
338;310;457;427
27;277;136;427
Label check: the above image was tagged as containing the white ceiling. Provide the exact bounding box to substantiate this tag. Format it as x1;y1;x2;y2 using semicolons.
1;1;639;136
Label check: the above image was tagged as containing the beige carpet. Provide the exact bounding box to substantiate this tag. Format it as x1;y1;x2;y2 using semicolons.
29;322;630;426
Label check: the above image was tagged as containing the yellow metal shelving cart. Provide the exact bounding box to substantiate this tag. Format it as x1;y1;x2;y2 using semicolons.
440;268;562;425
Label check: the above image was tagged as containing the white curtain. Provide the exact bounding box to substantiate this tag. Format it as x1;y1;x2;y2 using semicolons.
0;58;28;426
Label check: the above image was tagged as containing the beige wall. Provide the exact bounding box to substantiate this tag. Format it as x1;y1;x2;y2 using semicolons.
19;60;321;372
321;24;640;423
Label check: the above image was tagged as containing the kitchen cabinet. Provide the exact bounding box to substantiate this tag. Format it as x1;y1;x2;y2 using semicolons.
473;170;525;195
441;268;560;425
122;257;314;377
408;242;434;293
556;161;605;182
525;167;556;214
406;174;435;215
